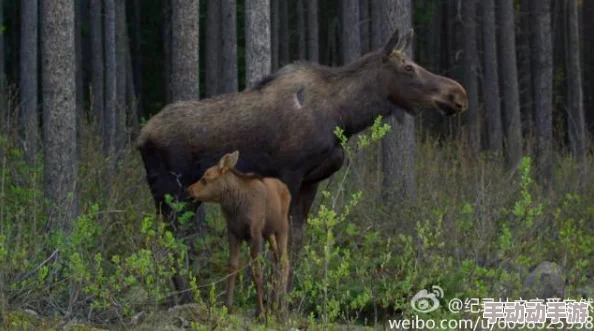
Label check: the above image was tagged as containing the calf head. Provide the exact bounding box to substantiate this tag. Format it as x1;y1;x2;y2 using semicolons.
188;151;240;202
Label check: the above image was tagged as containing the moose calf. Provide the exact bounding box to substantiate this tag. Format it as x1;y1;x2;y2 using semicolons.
187;151;291;318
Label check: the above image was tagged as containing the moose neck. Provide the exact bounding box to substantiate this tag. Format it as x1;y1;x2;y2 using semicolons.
328;54;393;137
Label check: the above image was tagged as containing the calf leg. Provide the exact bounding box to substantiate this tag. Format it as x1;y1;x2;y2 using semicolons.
266;234;282;312
275;229;290;315
249;234;265;318
225;234;241;312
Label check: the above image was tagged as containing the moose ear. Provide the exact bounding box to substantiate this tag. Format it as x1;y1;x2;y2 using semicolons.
396;28;414;52
219;151;239;172
382;29;400;57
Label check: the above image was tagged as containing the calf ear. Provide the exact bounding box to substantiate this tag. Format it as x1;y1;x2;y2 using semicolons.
226;151;239;168
218;154;229;171
219;151;239;171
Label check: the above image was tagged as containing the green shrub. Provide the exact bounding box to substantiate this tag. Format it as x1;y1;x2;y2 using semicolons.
1;114;594;330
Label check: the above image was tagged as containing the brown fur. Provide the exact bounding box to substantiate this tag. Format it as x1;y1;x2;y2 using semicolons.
137;50;466;153
187;151;291;318
136;28;468;303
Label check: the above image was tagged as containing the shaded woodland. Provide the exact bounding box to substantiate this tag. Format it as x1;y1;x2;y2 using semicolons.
0;0;593;329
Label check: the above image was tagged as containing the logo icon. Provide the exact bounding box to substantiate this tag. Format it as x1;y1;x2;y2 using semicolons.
411;285;444;313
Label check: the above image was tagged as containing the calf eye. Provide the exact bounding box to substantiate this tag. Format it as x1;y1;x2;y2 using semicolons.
200;178;207;185
404;65;414;72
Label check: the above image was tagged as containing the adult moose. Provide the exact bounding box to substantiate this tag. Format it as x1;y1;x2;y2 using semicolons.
136;29;468;302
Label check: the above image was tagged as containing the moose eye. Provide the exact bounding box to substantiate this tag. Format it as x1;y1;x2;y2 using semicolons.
404;65;414;72
200;178;207;185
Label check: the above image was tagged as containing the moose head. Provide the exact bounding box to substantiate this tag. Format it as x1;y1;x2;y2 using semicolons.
378;29;468;116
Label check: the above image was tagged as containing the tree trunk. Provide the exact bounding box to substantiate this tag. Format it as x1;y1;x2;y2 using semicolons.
566;0;585;161
42;0;77;229
583;0;594;137
0;0;5;129
297;0;306;60
532;0;553;186
498;0;523;168
90;0;104;133
307;0;319;62
359;0;370;53
125;17;139;139
10;2;18;88
19;0;39;163
279;0;289;66
245;0;271;88
482;0;502;152
75;0;83;123
462;0;480;153
206;0;220;96
80;0;90;98
171;0;199;101
162;0;172;103
381;0;416;205
370;0;383;51
104;0;116;159
342;0;360;64
271;0;279;70
116;0;127;151
327;14;340;66
427;1;441;72
518;0;534;138
439;0;450;75
130;0;143;120
221;0;237;93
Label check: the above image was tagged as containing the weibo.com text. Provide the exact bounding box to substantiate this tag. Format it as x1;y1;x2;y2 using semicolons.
388;315;591;330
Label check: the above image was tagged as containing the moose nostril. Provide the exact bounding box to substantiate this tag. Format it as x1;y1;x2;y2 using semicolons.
448;94;462;109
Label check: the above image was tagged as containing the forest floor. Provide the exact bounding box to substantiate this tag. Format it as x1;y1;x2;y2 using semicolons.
1;304;378;330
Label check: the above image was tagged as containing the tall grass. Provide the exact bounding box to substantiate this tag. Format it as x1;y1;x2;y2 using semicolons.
0;116;593;330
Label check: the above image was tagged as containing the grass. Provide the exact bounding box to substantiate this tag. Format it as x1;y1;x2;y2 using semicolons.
0;117;593;330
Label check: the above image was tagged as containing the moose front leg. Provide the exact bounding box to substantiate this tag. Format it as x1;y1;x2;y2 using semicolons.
287;147;345;291
287;182;319;291
149;174;203;305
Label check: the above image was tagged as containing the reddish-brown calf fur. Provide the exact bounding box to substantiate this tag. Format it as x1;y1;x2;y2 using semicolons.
187;151;291;318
